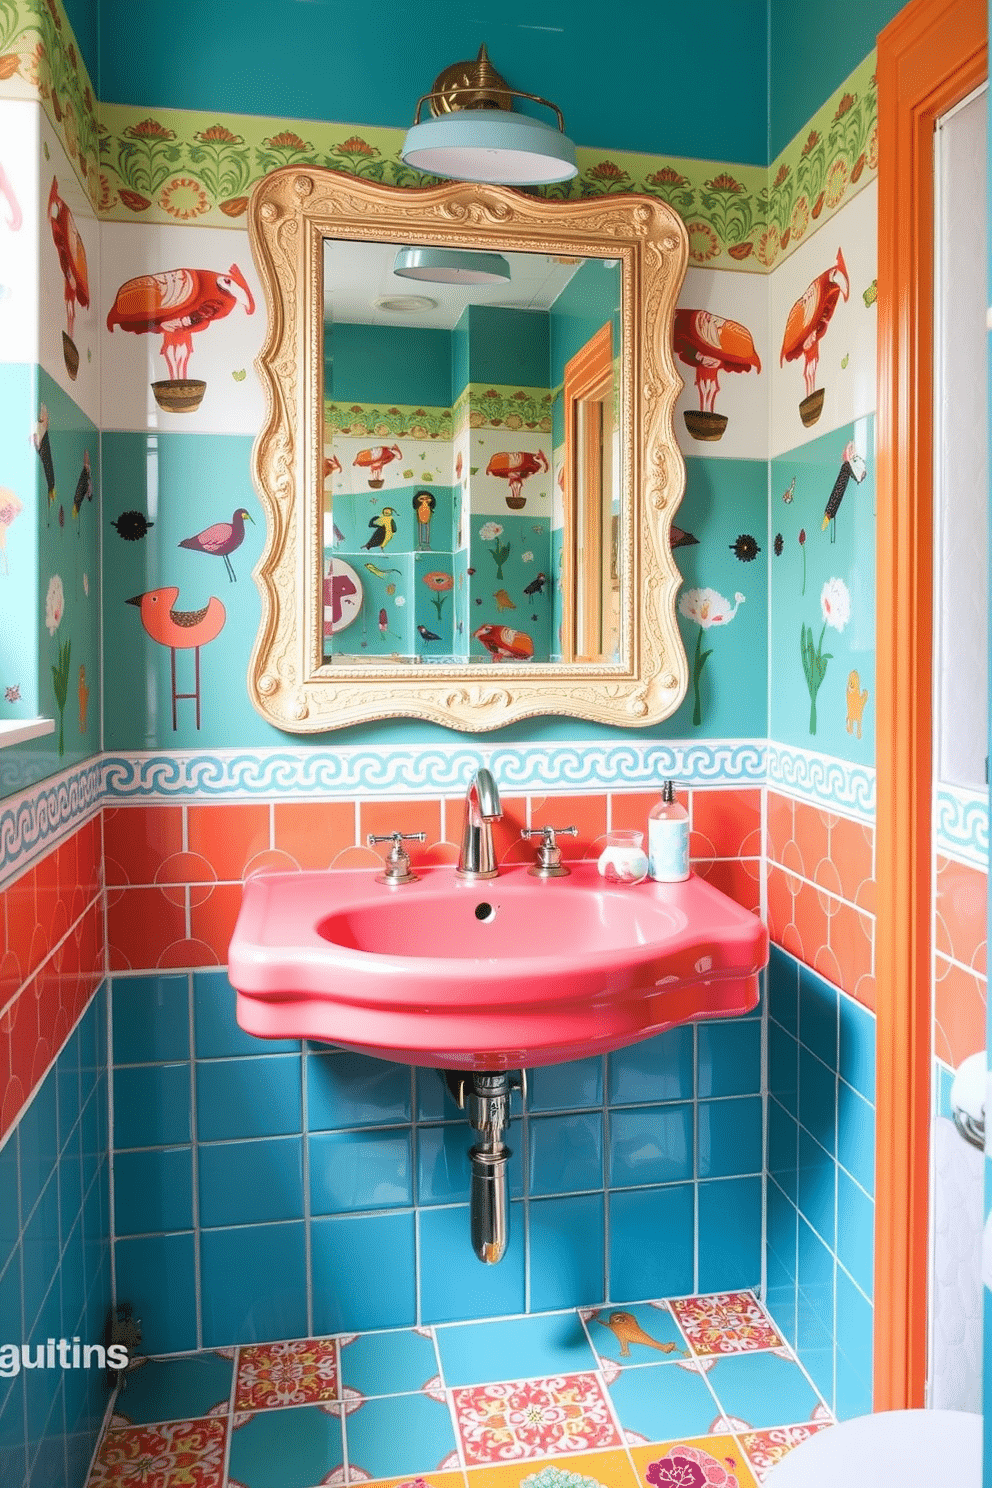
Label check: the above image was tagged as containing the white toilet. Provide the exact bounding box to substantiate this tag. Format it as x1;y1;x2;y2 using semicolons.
766;1409;982;1486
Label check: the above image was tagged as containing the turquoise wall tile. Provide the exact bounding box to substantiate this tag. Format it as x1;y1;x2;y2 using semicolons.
770;418;876;761
112;974;190;1065
312;1211;416;1334
115;1232;198;1354
529;1194;605;1311
528;1111;603;1196
798;1047;835;1155
56;1028;81;1150
839;995;876;1103
769;944;800;1035
419;1203;525;1322
18;1075;58;1226
113;1147;193;1235
309;1129;412;1214
837;1081;875;1195
797;1128;835;1247
21;1177;60;1333
836;1168;874;1297
416;1119;523;1206
194;970;299;1059
768;1022;798;1117
527;1056;603;1111
0;1138;17;1275
834;1267;873;1420
610;1105;693;1187
200;1221;307;1346
607;1029;694;1105
697;1020;761;1098
698;1097;763;1179
799;966;838;1067
198;1137;304;1227
308;1050;411;1130
195;1055;301;1142
609;1185;694;1301
0;1372;26;1488
113;1063;190;1149
768;1097;798;1204
698;1176;762;1291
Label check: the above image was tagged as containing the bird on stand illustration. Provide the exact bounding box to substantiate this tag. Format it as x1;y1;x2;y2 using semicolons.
353;444;402;489
32;404;56;524
473;623;535;661
780;247;849;426
485;449;549;509
48;178;89;379
106;264;255;414
179;507;254;582
362;507;396;550
673;310;761;442
126;586;226;731
821;440;867;542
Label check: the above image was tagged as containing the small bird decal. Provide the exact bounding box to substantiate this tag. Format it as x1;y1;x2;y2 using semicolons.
669;527;699;551
413;489;436;549
112;510;154;542
781;476;795;504
179;507;254;582
323;453;342;482
48;177;90;344
77;664;89;732
846;670;870;738
493;588;516;611
106;264;255;381
593;1309;684;1357
474;623;534;662
32;404;56;523
126;587;226;730
364;562;401;579
822;441;867;541
353;444;402;488
363;508;396;550
417;624;441;643
72;450;92;523
523;572;548;596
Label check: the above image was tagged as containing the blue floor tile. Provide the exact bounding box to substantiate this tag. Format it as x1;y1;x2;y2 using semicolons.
436;1311;597;1387
339;1328;439;1398
706;1351;824;1430
228;1403;343;1488
344;1391;457;1478
111;1353;233;1427
585;1302;690;1365
607;1360;720;1441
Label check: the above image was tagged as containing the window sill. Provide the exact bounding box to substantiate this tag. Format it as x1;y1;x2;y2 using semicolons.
0;718;56;749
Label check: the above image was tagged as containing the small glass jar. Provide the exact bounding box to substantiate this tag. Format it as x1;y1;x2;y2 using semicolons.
597;829;650;886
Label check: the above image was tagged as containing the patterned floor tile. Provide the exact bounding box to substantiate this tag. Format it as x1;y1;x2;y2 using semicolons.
453;1374;622;1464
436;1313;598;1388
668;1294;783;1358
228;1403;343;1488
339;1326;438;1398
365;1473;466;1488
235;1337;338;1409
111;1354;233;1427
89;1417;227;1486
629;1435;758;1488
705;1353;828;1433
466;1448;641;1488
344;1391;458;1479
582;1304;690;1367
737;1421;833;1481
606;1362;721;1446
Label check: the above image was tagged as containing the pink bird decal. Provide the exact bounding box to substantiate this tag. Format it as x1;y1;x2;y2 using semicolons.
106;264;255;380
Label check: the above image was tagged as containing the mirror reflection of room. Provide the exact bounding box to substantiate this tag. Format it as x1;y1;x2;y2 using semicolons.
321;240;621;666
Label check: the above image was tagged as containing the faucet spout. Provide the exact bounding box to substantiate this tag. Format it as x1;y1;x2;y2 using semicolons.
457;767;502;879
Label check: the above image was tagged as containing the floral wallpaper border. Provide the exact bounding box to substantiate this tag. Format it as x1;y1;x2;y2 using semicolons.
458;385;555;434
0;0;878;274
325;401;452;442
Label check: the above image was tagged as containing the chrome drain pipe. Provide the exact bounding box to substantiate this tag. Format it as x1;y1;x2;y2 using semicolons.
447;1070;522;1264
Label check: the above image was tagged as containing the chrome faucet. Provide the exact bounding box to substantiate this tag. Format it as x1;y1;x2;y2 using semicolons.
457;767;502;879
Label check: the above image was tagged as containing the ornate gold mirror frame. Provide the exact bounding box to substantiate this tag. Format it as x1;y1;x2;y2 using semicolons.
247;168;689;732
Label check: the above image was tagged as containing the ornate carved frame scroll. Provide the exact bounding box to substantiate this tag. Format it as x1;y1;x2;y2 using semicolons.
247;168;689;733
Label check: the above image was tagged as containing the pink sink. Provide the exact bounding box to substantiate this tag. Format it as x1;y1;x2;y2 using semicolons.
228;863;768;1071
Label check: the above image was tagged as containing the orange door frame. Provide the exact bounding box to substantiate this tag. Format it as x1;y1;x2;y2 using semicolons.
874;0;987;1411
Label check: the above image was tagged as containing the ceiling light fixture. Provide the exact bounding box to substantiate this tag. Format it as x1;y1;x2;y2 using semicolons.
401;45;578;187
393;246;511;285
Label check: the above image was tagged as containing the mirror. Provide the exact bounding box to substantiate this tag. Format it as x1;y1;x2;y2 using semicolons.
248;169;689;732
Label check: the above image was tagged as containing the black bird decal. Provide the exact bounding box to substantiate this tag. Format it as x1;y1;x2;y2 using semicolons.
822;441;867;542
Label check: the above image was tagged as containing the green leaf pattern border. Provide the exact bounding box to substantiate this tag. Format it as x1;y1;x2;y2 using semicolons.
1;0;877;273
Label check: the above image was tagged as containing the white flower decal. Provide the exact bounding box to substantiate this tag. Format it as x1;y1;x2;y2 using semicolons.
394;595;406;607
479;521;503;541
44;574;64;634
522;550;534;563
678;587;745;629
820;576;850;631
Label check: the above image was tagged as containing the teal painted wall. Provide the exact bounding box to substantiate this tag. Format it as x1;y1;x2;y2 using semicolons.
96;0;769;165
550;259;622;387
466;306;550;388
328;324;452;408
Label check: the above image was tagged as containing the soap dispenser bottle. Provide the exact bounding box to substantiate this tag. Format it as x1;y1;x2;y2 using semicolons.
648;781;690;882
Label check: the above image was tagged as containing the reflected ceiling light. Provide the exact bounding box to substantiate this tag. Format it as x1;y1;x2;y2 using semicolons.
393;246;511;285
401;45;578;187
373;293;439;313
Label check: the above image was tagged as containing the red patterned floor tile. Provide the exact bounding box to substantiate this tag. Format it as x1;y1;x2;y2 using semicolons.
737;1421;833;1482
452;1373;621;1464
668;1293;783;1357
235;1338;338;1410
89;1416;227;1486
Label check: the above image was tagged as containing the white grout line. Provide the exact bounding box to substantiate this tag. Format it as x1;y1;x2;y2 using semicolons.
188;972;203;1354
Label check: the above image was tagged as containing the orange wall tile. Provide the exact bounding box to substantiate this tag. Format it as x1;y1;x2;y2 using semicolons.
104;805;184;886
274;802;357;869
188;803;272;882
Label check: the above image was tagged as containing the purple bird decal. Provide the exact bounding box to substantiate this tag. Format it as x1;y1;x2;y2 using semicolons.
179;506;254;582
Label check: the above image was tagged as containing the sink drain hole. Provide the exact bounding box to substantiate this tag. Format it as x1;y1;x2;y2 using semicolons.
474;902;496;922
